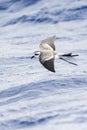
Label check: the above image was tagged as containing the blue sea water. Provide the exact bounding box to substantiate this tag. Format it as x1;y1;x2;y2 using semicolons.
0;0;87;130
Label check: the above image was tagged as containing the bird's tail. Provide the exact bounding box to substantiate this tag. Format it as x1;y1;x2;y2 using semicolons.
59;53;78;66
59;52;79;57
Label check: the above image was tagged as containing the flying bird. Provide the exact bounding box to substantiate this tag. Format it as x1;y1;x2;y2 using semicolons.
31;36;78;72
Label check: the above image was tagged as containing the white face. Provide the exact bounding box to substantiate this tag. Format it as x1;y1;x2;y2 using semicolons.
34;51;40;55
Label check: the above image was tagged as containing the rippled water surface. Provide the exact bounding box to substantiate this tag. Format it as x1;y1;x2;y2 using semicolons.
0;0;87;130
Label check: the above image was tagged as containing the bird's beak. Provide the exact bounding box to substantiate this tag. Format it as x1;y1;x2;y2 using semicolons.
31;55;35;59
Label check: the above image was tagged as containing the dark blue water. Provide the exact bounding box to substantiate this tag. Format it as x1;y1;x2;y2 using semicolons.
0;0;87;130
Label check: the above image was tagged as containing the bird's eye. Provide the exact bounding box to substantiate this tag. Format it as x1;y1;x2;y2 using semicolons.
35;53;38;55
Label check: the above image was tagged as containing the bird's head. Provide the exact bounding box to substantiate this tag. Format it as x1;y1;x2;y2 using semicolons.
34;51;40;55
31;51;40;59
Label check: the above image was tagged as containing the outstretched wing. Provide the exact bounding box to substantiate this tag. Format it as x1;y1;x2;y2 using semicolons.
39;50;55;72
41;35;56;50
42;58;55;72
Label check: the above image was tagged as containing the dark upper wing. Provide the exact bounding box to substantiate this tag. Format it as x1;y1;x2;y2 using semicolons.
41;35;56;50
39;51;55;72
42;58;55;72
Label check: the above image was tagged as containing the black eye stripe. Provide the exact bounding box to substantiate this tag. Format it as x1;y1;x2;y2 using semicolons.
35;54;39;55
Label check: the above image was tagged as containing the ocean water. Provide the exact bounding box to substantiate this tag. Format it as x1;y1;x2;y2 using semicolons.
0;0;87;130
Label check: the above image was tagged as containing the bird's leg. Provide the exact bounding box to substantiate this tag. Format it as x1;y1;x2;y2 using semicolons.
59;57;78;66
59;52;78;65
